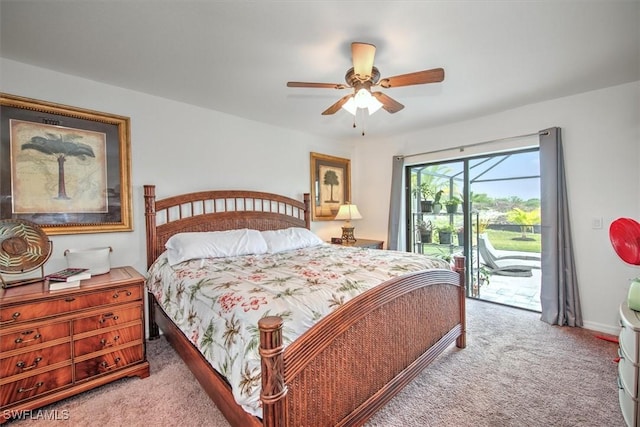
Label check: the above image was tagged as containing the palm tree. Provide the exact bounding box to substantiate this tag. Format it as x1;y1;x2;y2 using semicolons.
506;207;541;240
323;170;340;203
21;133;95;200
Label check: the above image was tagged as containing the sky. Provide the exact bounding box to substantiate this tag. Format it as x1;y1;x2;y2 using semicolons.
416;150;541;201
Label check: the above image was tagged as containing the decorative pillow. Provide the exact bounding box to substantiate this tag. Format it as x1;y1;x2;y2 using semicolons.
261;227;324;253
165;229;268;266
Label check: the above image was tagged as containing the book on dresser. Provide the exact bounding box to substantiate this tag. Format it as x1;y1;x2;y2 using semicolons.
46;267;91;282
48;279;82;291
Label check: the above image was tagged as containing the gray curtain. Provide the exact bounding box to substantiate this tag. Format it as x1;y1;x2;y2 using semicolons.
539;127;582;326
387;156;404;250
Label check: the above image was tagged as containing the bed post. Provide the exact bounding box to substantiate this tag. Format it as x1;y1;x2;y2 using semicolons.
144;185;160;340
259;316;287;427
144;185;157;269
303;193;311;229
454;256;466;348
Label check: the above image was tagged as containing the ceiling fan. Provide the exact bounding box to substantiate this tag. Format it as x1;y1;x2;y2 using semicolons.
287;42;445;116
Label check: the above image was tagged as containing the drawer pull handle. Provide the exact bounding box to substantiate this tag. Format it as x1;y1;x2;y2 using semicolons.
65;297;76;302
112;289;133;298
99;313;119;323
100;335;120;347
14;333;41;344
16;356;43;371
0;312;21;325
18;381;44;394
99;357;121;371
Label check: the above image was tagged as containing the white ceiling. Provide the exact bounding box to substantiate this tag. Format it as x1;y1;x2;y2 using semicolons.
1;1;638;140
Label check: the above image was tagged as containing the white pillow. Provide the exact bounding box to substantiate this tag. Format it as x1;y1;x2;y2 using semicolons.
261;227;324;253
165;229;268;266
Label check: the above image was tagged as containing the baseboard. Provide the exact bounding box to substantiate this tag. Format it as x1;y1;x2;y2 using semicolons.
582;319;620;336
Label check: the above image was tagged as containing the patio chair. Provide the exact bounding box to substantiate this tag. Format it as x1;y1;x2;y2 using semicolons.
479;233;541;262
478;233;541;277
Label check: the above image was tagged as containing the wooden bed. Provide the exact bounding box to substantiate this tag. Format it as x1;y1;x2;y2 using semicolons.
143;185;466;427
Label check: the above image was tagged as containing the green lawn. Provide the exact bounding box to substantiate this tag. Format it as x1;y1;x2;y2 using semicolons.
418;229;541;259
421;245;455;259
485;230;541;253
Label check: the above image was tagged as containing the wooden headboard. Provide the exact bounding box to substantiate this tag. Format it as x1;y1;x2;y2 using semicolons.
143;185;311;269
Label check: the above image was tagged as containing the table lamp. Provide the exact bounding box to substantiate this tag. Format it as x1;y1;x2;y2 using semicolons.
335;202;362;244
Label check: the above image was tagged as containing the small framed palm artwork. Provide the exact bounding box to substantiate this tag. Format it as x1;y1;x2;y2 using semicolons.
0;93;132;235
310;152;351;221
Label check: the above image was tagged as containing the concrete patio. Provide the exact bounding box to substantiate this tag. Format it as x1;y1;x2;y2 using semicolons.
474;266;541;312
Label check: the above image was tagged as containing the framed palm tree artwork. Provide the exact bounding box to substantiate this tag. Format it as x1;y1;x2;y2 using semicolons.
310;152;351;221
0;93;132;235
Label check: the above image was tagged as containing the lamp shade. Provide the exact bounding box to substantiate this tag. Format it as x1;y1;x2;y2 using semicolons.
335;204;362;222
341;97;357;115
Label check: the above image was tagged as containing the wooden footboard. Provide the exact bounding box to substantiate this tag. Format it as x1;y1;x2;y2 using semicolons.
259;257;466;427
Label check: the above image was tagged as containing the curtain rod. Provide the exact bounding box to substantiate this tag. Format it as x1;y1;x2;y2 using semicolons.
398;131;547;160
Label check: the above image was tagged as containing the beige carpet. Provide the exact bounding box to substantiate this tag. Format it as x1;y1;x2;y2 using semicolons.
6;299;623;426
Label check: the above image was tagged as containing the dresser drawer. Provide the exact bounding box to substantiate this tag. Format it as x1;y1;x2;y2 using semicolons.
0;285;142;325
620;344;640;398
73;305;143;334
620;382;640;427
0;322;70;353
73;323;143;357
620;304;640;364
0;365;72;408
0;342;71;378
74;344;144;382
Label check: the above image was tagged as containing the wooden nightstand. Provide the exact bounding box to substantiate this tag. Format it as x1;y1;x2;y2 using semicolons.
0;266;149;422
332;238;384;250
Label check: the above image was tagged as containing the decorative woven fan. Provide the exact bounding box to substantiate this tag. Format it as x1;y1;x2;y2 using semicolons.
0;219;52;287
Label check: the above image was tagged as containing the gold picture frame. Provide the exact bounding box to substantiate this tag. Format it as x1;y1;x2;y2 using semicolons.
0;93;132;235
310;152;351;221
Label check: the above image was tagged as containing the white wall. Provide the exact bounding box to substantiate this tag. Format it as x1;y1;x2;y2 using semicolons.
0;58;351;278
354;81;640;334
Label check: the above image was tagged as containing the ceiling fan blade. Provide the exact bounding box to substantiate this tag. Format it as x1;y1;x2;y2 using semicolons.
321;94;353;115
287;81;347;89
379;68;445;88
352;42;376;80
371;92;405;114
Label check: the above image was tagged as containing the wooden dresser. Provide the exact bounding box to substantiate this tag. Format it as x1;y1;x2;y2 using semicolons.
0;266;149;422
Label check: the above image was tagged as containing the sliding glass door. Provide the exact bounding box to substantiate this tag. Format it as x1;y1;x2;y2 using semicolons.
406;148;541;312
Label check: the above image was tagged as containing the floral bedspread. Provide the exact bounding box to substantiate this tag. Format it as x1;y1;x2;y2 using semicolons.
145;243;450;417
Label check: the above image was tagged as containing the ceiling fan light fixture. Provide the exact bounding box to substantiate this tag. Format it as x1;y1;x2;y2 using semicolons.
354;88;372;108
341;88;383;116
